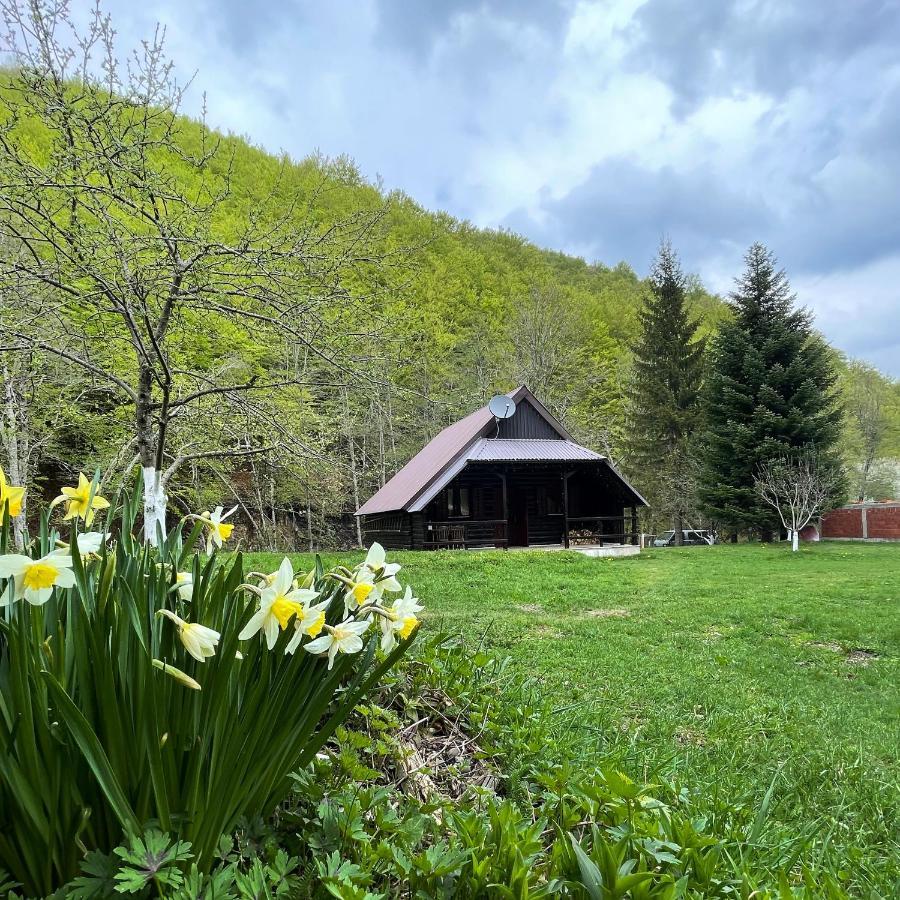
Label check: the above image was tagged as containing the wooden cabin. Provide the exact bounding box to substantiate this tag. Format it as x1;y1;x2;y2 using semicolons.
357;386;647;550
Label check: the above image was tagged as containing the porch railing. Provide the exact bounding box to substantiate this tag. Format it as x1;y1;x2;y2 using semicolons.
425;519;507;549
565;516;639;547
424;517;639;549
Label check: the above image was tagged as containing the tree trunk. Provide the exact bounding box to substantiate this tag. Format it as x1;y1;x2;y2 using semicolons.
348;434;363;547
136;363;167;544
142;466;167;545
2;364;27;548
673;511;683;545
343;390;364;548
791;529;799;552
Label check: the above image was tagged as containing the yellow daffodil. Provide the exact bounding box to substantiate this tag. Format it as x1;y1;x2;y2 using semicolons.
238;557;322;650
157;609;220;662
379;586;423;652
284;598;331;655
200;505;237;554
152;658;202;691
304;618;371;669
0;552;76;607
0;466;25;522
52;473;109;526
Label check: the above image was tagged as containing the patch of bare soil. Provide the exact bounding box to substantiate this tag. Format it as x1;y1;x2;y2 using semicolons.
846;648;879;666
809;641;843;653
516;602;543;613
586;608;630;618
532;624;564;639
675;727;707;747
390;687;500;804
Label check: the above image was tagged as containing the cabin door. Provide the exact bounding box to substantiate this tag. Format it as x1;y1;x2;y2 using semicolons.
508;489;529;547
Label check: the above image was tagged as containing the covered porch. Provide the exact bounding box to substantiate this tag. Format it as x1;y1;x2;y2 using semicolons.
421;461;641;550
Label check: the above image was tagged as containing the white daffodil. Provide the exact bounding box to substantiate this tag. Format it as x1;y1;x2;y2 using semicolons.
77;532;110;556
175;571;194;601
200;505;237;554
53;532;110;559
0;552;76;607
304;617;371;669
238;557;321;650
157;609;220;662
284;598;331;655
152;658;201;691
358;542;402;601
379;586;423;652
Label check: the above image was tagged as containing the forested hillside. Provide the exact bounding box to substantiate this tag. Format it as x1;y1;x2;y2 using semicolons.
1;95;898;546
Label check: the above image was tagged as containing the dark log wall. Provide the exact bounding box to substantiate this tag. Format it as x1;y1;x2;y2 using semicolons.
423;467;506;546
424;464;570;547
411;512;426;549
507;467;565;545
361;512;413;550
497;400;561;439
568;468;629;517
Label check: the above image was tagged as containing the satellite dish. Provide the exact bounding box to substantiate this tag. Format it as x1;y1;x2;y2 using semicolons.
489;395;516;420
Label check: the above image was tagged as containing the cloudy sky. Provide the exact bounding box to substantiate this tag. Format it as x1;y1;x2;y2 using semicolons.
93;0;899;373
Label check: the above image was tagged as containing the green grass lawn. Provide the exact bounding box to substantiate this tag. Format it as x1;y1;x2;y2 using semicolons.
244;541;899;890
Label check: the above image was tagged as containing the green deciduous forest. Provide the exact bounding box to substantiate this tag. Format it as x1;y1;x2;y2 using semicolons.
1;69;898;548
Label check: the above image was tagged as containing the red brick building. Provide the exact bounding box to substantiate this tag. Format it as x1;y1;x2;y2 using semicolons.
820;502;900;541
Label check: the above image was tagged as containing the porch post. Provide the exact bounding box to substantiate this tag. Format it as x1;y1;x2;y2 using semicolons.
630;505;638;545
500;471;508;549
562;471;570;549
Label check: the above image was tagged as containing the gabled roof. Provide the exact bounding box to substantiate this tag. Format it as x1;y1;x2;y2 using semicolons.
356;386;646;515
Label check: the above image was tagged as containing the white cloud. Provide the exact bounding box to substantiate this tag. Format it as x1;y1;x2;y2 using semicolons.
795;256;900;375
56;0;900;376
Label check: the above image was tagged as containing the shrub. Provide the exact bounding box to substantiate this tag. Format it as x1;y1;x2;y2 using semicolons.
0;473;420;896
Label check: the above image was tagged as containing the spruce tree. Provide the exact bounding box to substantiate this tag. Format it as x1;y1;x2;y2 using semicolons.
699;243;843;538
628;240;705;544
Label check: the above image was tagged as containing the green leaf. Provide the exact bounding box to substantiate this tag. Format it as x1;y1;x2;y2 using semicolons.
569;835;604;900
39;671;142;835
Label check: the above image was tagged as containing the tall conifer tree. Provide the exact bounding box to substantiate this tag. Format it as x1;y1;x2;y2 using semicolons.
628;240;705;543
699;243;843;537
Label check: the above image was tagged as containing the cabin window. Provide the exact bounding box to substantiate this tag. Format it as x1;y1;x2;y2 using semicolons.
445;486;471;518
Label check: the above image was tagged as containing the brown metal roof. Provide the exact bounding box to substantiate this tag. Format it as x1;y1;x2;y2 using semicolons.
468;438;603;462
356;386;646;515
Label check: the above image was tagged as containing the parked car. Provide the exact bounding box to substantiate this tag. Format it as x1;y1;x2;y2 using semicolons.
652;529;716;547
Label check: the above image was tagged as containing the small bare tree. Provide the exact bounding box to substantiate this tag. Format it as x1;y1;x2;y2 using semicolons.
0;0;388;541
754;452;841;551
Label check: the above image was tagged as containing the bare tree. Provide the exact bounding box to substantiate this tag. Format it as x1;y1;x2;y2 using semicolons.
0;1;388;541
511;283;584;417
754;452;841;552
